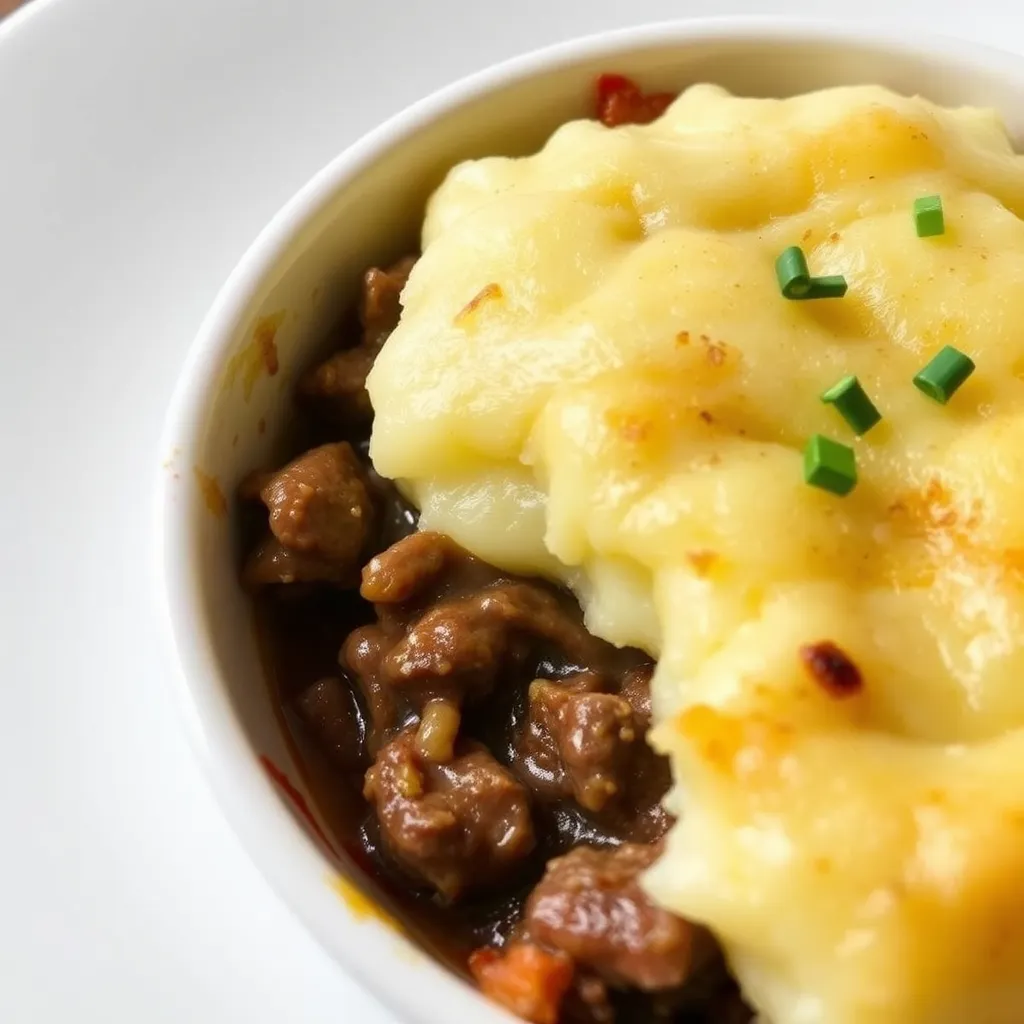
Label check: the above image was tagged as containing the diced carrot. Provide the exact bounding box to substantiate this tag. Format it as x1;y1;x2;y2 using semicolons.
595;72;676;128
596;73;635;108
469;943;574;1024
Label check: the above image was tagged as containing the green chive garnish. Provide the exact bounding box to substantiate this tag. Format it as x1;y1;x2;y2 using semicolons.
776;246;812;298
805;274;848;299
914;194;945;237
776;247;848;300
804;434;857;496
821;375;881;435
913;345;975;404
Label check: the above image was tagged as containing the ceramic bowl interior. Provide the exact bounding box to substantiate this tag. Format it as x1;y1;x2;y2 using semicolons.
159;21;1024;1024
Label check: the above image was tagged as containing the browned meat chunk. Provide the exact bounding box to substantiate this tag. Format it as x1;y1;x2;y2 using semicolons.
240;443;374;588
360;258;417;347
295;677;364;768
383;583;599;691
342;624;404;747
360;530;466;604
345;533;633;751
342;609;473;758
517;667;672;841
364;729;535;900
523;844;698;991
298;348;376;423
344;534;500;738
609;667;673;842
242;536;357;588
524;679;639;813
346;619;464;763
619;665;655;728
298;257;416;425
261;442;373;563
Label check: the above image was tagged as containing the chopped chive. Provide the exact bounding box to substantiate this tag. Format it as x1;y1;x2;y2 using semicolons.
913;345;974;404
803;434;857;496
914;194;945;237
776;246;848;300
776;246;811;298
821;375;881;435
805;275;848;299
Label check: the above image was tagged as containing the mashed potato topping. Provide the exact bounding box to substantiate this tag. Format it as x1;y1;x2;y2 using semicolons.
367;84;1024;1023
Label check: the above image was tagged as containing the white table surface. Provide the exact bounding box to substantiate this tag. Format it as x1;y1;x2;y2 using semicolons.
0;1;1022;1021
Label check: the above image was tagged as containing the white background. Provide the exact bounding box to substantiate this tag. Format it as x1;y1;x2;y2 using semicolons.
0;1;1022;1022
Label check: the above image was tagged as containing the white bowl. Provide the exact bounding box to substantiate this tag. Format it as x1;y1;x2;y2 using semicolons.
157;19;1024;1024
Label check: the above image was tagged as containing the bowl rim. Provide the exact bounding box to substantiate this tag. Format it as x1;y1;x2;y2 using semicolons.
156;16;1024;1024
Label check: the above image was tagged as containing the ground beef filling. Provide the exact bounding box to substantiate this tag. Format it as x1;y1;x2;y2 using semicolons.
364;728;536;901
238;79;755;1020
